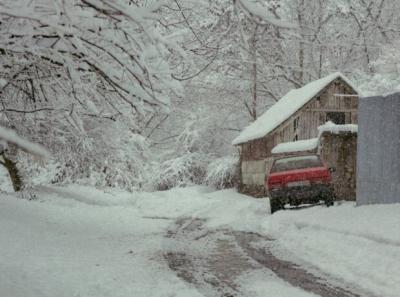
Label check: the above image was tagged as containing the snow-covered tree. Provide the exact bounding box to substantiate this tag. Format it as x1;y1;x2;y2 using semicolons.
358;40;400;95
0;0;182;124
0;0;184;189
1;0;399;191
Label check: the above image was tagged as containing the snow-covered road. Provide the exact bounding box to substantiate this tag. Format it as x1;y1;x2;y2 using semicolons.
0;185;399;297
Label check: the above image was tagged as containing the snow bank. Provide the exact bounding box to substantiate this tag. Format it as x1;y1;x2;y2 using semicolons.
0;187;208;297
233;72;359;145
271;138;319;154
36;184;219;219
33;185;270;228
195;189;269;232
261;202;400;297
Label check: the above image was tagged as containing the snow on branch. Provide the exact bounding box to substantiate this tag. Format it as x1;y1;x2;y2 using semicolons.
0;127;50;158
0;0;182;121
235;0;297;29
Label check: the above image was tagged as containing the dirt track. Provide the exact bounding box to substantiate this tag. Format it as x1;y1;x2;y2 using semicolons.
164;218;375;297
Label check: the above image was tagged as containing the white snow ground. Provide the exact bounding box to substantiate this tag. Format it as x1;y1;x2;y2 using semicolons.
262;202;400;297
0;185;399;297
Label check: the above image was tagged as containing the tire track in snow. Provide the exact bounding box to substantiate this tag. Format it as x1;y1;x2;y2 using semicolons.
164;218;376;297
234;231;369;297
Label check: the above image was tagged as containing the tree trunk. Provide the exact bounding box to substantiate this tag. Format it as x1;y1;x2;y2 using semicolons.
251;59;257;121
250;24;259;121
0;150;23;192
297;0;305;84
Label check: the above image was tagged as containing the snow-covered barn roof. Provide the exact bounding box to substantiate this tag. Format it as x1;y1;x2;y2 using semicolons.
232;72;360;145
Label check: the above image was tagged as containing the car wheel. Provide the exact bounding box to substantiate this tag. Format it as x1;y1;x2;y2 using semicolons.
270;197;284;214
323;190;335;207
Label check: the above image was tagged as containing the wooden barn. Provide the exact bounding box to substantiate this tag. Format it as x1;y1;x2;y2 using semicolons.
232;72;360;197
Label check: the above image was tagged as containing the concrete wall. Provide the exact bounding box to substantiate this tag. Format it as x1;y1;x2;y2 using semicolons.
239;158;274;198
357;93;400;205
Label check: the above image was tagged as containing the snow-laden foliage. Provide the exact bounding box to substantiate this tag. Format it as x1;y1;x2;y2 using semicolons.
146;112;239;191
358;40;400;95
154;153;208;190
150;116;210;190
20;121;153;191
0;0;399;192
0;0;180;117
0;0;185;190
205;155;239;189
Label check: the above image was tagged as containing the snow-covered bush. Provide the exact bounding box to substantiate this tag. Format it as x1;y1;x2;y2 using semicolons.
149;117;210;190
17;120;154;192
154;152;208;190
205;155;239;189
141;105;242;191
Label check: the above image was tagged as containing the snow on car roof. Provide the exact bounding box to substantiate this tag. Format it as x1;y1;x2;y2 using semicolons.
232;72;360;145
271;138;319;155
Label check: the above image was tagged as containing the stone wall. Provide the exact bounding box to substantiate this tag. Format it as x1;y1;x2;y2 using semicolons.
357;93;400;205
320;132;357;201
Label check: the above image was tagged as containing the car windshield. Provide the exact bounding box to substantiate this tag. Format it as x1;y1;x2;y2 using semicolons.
271;155;323;173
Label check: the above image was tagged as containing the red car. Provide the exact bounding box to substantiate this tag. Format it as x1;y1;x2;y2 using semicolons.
266;154;335;213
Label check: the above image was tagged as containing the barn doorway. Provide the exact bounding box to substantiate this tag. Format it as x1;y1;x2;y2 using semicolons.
326;112;346;124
